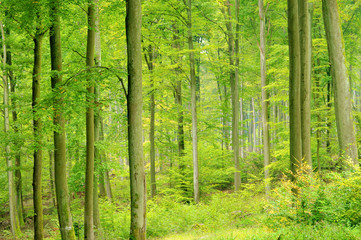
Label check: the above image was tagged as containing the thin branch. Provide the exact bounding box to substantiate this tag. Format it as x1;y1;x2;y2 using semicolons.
72;49;86;59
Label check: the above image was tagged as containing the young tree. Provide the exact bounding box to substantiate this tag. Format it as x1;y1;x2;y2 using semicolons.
126;0;146;238
259;0;270;196
145;45;157;198
322;0;358;166
1;20;21;239
49;0;76;239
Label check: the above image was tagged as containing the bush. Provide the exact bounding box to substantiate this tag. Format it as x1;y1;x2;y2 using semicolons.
267;164;361;228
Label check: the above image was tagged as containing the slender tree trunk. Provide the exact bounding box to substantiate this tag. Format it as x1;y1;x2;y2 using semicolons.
233;0;241;190
187;0;200;203
49;1;76;238
299;0;312;171
126;0;146;238
85;0;96;239
93;1;102;237
259;0;270;196
252;98;256;152
326;69;332;155
288;0;302;178
32;32;44;240
223;0;240;190
145;45;157;198
49;150;57;208
1;21;20;240
322;0;358;166
7;30;24;226
173;25;185;158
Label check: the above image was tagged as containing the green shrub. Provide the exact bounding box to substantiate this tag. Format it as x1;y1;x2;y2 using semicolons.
267;165;361;228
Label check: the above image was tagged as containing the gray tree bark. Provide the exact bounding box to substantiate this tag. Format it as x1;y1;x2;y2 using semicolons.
49;0;76;238
145;45;157;198
288;0;302;178
259;0;270;196
85;0;96;239
187;0;200;203
32;31;44;240
322;0;358;166
299;0;313;171
126;0;146;238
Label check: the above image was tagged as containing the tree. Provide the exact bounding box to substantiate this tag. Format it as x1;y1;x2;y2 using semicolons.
85;0;96;239
126;0;146;238
145;45;157;198
259;0;270;196
299;0;312;170
186;0;200;203
32;16;45;240
1;20;21;239
288;0;302;177
322;0;358;166
49;0;76;238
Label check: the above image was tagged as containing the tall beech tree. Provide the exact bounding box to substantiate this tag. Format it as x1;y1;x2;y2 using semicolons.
186;0;200;203
126;0;146;238
322;0;358;166
288;0;302;177
93;0;102;237
1;20;21;239
145;45;157;198
85;0;96;239
32;21;45;240
259;0;270;196
49;0;77;239
299;0;312;170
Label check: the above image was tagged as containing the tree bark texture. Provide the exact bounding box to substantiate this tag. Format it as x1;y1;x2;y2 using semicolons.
126;0;147;238
288;0;302;177
187;0;200;203
322;0;358;166
146;45;157;198
259;0;270;196
49;1;76;238
93;0;103;237
233;0;241;191
85;0;96;239
32;33;44;240
299;0;312;171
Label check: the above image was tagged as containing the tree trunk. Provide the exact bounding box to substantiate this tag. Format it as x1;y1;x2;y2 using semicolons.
259;0;270;196
49;150;57;208
1;20;21;240
49;1;76;238
187;0;200;203
7;29;24;226
85;0;96;239
233;0;241;191
322;0;358;166
288;0;302;177
299;0;312;171
93;0;102;237
32;32;44;240
145;45;157;198
126;0;146;238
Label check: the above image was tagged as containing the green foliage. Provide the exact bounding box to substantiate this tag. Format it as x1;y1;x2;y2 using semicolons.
267;165;361;229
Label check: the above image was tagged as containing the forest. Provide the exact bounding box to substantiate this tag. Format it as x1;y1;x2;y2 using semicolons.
1;0;361;239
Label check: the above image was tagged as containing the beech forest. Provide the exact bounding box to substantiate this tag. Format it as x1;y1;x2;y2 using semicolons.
1;0;361;239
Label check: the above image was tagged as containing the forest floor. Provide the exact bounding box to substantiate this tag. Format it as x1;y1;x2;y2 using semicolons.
2;186;361;239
